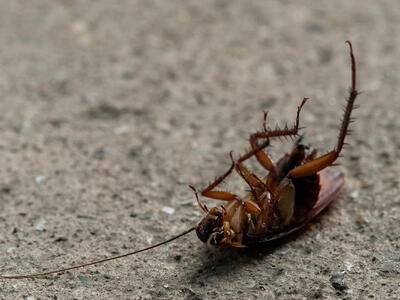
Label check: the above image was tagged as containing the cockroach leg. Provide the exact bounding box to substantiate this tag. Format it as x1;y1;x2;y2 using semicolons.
250;97;309;177
230;151;272;200
230;152;259;203
235;138;270;164
189;185;208;213
198;138;271;202
231;152;257;187
222;242;247;248
229;155;264;214
199;159;238;201
288;41;358;179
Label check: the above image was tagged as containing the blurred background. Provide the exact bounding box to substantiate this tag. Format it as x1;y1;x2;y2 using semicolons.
0;1;398;299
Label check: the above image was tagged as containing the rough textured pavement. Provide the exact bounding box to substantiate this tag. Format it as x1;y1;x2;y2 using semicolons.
0;1;399;299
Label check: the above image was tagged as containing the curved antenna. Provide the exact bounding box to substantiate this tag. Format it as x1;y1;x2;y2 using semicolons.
0;227;196;279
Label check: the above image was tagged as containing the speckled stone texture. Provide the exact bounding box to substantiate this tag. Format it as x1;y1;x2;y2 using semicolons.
0;1;399;299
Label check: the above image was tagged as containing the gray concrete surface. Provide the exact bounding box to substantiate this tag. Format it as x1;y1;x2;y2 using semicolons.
0;1;399;299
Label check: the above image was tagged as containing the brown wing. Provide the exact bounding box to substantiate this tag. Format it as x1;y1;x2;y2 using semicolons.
309;168;344;218
259;168;344;243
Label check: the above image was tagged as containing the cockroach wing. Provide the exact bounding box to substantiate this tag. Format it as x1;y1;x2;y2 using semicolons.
310;168;344;218
259;168;344;243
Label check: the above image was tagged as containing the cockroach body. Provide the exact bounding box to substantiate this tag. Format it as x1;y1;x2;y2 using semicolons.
0;41;359;279
194;147;344;248
194;41;358;248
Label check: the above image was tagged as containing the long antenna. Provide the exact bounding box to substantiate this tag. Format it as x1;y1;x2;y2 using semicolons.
0;227;196;279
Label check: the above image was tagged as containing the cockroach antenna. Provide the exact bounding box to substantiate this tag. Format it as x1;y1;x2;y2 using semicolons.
0;227;196;279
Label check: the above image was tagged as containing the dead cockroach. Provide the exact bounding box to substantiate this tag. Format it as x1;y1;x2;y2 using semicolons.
0;41;359;279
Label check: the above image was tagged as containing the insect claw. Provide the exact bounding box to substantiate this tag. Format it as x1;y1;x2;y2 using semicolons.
301;97;310;105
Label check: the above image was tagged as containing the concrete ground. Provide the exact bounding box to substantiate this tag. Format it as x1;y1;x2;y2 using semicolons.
0;1;399;299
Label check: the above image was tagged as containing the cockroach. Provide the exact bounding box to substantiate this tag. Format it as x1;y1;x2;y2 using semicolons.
0;41;359;279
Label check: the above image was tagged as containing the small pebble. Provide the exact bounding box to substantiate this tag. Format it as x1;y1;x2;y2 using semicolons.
344;261;354;271
330;272;348;291
277;249;289;256
34;175;46;184
35;219;46;232
350;190;359;199
162;206;175;215
355;216;368;226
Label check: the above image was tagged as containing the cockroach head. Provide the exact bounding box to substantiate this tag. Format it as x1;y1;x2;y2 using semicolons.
196;207;224;246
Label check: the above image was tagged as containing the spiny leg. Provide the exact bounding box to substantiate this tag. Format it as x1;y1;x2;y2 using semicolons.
192;98;309;207
192;100;304;204
250;97;309;177
195;139;272;202
288;41;359;179
199;160;239;201
189;185;208;213
228;152;266;211
230;151;273;198
192;96;307;203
